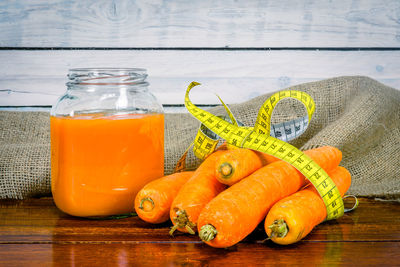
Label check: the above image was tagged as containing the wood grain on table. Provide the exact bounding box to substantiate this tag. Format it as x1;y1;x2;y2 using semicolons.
0;197;399;266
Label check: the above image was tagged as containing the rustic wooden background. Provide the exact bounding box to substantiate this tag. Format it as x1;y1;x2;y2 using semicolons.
1;0;399;108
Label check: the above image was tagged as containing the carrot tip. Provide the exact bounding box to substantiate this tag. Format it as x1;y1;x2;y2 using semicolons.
199;224;217;242
138;197;155;212
170;209;196;236
218;162;233;178
268;219;288;239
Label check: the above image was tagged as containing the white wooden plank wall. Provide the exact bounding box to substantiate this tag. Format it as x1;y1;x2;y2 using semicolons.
0;0;399;108
1;0;400;48
1;50;400;106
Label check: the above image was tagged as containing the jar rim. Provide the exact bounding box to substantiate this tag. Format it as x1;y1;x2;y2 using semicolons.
69;68;147;73
67;68;148;87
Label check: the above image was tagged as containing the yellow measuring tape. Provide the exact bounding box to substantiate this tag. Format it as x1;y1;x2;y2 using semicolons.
184;81;345;221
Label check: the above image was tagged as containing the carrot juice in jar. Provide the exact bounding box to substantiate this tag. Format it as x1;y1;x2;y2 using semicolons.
50;68;164;218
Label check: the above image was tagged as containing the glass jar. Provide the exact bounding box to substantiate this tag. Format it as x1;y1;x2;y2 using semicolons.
50;68;164;218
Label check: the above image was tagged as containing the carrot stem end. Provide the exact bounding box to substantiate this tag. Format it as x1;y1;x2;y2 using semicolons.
219;163;233;178
169;224;179;236
139;197;155;212
268;219;288;238
199;224;218;242
170;209;196;236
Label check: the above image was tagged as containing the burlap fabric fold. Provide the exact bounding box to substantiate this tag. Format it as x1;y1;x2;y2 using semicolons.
1;76;399;200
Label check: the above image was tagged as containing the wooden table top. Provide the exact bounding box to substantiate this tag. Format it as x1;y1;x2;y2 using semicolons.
0;197;399;266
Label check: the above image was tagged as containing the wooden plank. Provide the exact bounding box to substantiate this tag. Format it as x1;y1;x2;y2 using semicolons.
1;50;400;106
1;198;400;265
0;242;399;266
0;0;399;48
1;198;399;243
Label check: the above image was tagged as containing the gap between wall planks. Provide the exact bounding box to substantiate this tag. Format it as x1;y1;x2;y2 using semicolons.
0;0;399;48
1;49;400;106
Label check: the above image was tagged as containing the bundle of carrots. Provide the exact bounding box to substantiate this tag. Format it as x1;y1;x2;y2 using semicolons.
134;145;352;248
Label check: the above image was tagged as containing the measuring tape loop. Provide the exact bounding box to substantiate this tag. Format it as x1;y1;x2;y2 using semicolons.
343;195;359;213
184;81;345;221
192;89;244;159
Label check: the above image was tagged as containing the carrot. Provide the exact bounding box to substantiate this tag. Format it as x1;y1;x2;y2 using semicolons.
197;146;342;248
255;151;281;165
215;145;340;186
215;148;279;186
265;166;351;245
134;171;194;224
169;150;228;235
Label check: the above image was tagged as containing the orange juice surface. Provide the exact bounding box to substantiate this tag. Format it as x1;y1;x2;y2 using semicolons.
50;113;164;217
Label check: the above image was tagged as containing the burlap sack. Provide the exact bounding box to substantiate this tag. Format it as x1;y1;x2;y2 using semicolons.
1;76;399;200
